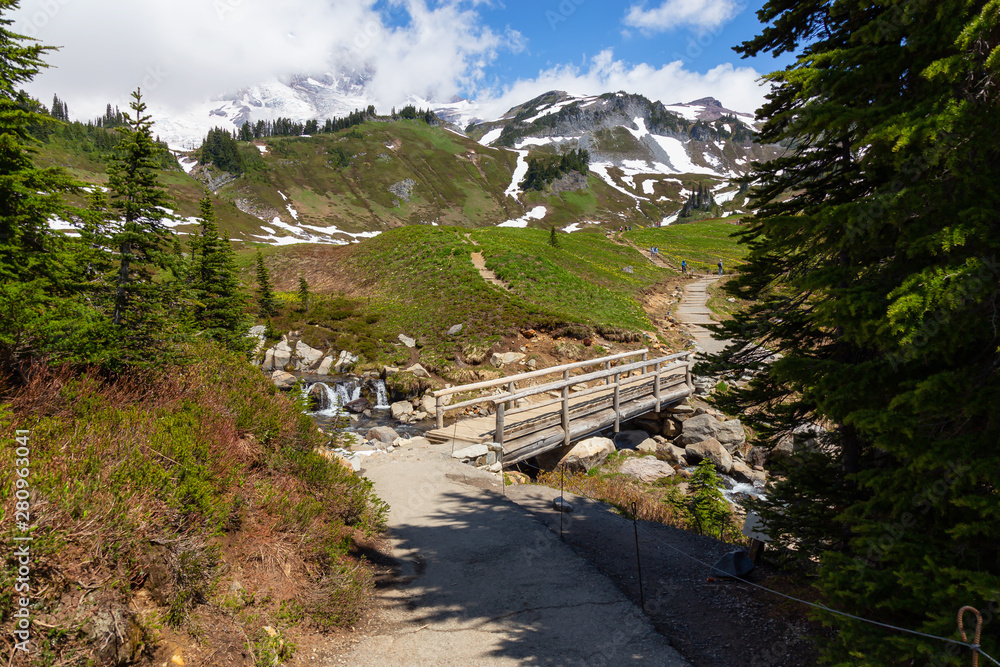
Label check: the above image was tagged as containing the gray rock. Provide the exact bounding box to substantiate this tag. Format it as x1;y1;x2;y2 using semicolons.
684;438;734;475
619;456;676;483
746;446;768;468
614;430;653;450
447;324;464;335
490;352;526;368
411;411;429;421
398;334;416;348
731;460;766;485
366;426;400;444
248;325;267;357
345;398;370;413
677;413;746;452
553;497;574;513
316;355;334;375
272;341;293;371
262;348;276;371
333;350;359;374
636;438;660;455
271;370;296;390
475;452;498;467
295;341;324;370
388;178;416;203
421;393;439;415
391;401;414;420
536;437;616;473
384;365;399;376
452;443;489;460
527;359;537;369
666;403;695;414
662;419;682;439
405;363;431;378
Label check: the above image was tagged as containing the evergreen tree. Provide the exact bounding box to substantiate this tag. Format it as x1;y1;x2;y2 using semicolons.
255;249;277;317
0;3;95;369
297;275;309;312
191;196;250;353
711;1;1000;662
548;225;559;248
687;460;730;538
104;88;186;367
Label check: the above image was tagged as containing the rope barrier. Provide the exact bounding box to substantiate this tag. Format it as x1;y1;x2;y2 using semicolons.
504;456;1000;665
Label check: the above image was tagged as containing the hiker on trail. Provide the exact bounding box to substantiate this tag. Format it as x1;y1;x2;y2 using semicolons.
718;260;724;276
681;260;687;274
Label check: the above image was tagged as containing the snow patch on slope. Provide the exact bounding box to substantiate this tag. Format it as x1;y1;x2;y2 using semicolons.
498;205;547;228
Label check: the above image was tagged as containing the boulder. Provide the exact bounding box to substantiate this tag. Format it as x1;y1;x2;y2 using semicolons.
333;350;359;374
366;426;400;444
272;341;293;371
746;446;768;469
398;334;416;348
731;461;766;486
411;411;429;421
262;348;276;371
421;393;449;415
651;437;688;465
684;438;734;474
613;430;652;450
677;414;746;452
619;456;676;483
490;352;526;368
390;401;414;420
405;363;431;379
447;324;464;336
635;438;660;455
316;356;334;376
295;341;324;370
271;370;296;390
248;325;267;357
536;437;616;473
452;443;489;460
384;365;399;376
661;419;682;439
345;398;370;413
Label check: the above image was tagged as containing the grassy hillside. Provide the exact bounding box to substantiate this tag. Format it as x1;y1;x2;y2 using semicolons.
627;219;748;273
37;116;752;244
241;225;669;376
0;344;387;663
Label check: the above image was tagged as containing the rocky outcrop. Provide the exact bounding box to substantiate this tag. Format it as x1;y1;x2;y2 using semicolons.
491;352;525;368
271;370;297;390
537;437;616;473
258;332;357;376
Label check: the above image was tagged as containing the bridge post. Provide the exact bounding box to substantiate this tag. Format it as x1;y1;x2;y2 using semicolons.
436;395;444;429
604;360;612;385
561;384;570;446
496;402;505;449
642;351;649;376
507;380;515;412
654;361;661;412
613;373;621;432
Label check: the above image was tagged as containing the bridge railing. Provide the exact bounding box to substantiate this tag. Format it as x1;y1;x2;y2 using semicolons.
432;348;656;429
488;352;692;450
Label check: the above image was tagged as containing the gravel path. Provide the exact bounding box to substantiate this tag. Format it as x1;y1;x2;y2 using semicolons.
326;440;689;666
674;277;730;355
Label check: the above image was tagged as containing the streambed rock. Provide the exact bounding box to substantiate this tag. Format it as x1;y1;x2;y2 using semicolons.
536;437;616;473
619;456;676;483
684;437;734;475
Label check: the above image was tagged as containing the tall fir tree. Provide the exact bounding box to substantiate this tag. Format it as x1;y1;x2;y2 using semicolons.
191;196;250;353
711;1;1000;662
297;275;309;313
104;88;186;367
0;1;97;370
255;249;277;317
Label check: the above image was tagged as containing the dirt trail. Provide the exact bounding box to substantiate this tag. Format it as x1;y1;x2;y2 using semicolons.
471;251;511;291
324;441;689;666
674;277;730;354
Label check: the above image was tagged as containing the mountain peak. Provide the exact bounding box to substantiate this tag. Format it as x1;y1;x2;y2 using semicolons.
687;97;723;108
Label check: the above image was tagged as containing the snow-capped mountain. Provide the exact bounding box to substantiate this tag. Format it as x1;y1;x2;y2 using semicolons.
152;70;374;150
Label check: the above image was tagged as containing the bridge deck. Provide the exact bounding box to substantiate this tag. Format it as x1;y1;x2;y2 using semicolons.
427;369;691;465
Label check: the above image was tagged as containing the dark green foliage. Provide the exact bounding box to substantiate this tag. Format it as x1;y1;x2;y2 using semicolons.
711;1;1000;662
687;460;730;538
297;275;309;313
255;249;278;317
199;127;264;175
548;225;560;248
102;89;188;367
680;182;716;218
0;6;102;369
327;145;350;170
520;148;590;191
191;197;250;353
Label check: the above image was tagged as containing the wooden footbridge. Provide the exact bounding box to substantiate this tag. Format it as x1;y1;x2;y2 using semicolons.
426;349;694;465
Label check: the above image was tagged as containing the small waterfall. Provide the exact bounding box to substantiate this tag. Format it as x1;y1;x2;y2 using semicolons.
372;380;389;410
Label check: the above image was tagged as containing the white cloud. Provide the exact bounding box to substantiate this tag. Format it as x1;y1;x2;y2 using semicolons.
477;48;767;120
624;0;742;33
10;0;518;119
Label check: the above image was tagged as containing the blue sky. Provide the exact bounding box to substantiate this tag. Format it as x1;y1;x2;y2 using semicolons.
11;0;792;121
